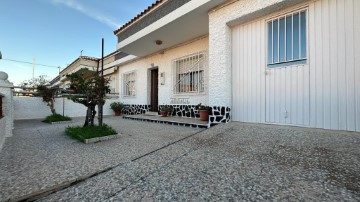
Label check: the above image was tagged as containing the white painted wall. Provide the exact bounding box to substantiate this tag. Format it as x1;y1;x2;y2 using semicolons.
118;36;209;106
208;0;307;107
308;0;360;131
14;97;118;120
232;20;266;124
14;97;50;119
226;0;360;131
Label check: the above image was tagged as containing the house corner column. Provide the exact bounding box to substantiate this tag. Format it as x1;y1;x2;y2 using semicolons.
208;19;232;124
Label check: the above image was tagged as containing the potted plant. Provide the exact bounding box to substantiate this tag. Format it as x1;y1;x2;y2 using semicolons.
110;102;123;116
197;103;210;121
161;105;173;117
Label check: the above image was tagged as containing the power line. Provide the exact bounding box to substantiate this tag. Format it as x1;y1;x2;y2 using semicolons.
2;58;60;68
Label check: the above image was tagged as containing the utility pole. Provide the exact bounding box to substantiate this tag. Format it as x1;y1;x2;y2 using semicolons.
98;38;104;127
32;57;36;79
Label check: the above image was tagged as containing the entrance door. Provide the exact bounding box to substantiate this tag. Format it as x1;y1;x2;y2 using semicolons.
150;69;158;112
231;16;310;126
265;65;310;126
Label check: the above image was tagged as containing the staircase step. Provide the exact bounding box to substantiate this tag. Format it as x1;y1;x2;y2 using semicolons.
144;111;158;116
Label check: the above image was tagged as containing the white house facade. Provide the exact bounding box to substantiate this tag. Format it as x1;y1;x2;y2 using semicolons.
118;36;209;105
114;0;360;131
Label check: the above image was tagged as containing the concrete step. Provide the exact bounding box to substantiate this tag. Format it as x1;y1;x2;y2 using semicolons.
144;111;158;116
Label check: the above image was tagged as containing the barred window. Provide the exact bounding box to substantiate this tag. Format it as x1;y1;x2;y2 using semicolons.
173;52;206;94
267;9;307;66
109;76;118;94
123;71;136;97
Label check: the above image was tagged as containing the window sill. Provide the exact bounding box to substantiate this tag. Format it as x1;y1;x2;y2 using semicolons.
173;92;206;96
267;59;307;68
122;96;136;99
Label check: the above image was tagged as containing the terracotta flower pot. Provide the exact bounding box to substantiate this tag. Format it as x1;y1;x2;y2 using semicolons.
114;111;121;116
161;111;168;117
199;110;209;121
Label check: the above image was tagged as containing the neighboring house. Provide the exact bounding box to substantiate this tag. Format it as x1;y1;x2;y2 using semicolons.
58;52;121;94
99;50;122;95
49;75;60;88
59;56;99;89
113;0;360;132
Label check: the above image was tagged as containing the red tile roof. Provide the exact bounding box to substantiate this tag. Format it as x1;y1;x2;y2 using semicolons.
113;0;165;35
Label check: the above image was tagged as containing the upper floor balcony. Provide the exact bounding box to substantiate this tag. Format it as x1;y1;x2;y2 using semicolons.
114;0;226;57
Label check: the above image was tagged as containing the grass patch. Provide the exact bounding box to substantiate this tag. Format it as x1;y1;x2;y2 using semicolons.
43;114;71;123
65;124;117;141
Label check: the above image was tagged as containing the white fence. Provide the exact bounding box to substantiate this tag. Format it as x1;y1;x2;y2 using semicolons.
14;97;118;120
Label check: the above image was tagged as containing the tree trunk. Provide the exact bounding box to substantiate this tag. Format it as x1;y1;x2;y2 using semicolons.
83;107;91;127
98;100;104;127
49;99;56;115
90;105;96;126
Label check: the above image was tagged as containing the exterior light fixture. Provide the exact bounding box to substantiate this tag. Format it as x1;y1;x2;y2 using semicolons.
155;40;162;45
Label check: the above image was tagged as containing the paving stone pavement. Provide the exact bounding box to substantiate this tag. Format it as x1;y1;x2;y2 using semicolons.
0;116;202;202
36;122;360;201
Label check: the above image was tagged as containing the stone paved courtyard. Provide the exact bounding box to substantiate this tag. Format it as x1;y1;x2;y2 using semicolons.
0;117;202;201
0;117;359;201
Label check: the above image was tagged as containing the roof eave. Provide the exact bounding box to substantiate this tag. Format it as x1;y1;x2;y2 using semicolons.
113;0;167;36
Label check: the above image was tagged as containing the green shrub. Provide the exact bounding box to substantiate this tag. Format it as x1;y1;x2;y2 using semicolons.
161;104;173;113
197;103;210;110
65;124;117;141
43;114;71;123
110;102;124;111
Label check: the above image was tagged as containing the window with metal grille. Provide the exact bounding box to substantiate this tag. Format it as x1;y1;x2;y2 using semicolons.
0;96;3;117
173;52;206;94
267;9;307;66
123;71;136;97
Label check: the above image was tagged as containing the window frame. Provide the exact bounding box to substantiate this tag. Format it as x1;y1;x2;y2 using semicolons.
122;71;136;97
172;51;206;95
266;8;308;68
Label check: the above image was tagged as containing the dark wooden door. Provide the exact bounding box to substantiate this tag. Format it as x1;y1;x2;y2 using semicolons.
150;69;158;112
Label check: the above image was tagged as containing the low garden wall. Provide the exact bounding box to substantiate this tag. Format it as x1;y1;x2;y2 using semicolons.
14;97;118;120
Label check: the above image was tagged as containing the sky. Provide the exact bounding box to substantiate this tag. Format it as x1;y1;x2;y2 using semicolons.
0;0;155;85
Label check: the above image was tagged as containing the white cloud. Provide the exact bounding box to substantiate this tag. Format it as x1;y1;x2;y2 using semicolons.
50;0;120;29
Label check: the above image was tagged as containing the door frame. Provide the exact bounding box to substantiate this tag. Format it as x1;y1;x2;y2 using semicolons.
149;68;159;112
